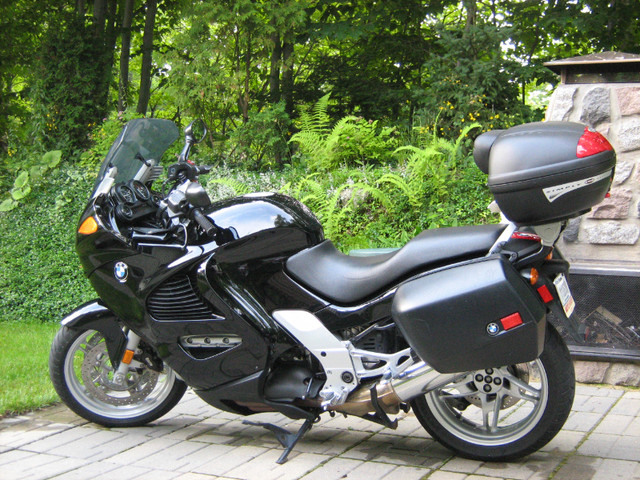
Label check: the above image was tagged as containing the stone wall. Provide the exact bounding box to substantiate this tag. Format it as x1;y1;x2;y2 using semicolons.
546;83;640;268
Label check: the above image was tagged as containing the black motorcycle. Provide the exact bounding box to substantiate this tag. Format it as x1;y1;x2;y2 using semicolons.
49;118;615;463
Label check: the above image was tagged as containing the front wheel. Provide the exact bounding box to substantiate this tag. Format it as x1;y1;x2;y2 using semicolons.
411;324;575;461
49;326;187;427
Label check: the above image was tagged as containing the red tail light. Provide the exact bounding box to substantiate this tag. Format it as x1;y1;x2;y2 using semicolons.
537;285;554;303
500;312;523;331
577;127;613;158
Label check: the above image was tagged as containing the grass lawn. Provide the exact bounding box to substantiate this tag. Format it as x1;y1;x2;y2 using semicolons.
0;321;61;417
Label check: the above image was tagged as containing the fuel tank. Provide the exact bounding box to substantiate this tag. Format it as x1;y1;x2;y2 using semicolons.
204;192;325;255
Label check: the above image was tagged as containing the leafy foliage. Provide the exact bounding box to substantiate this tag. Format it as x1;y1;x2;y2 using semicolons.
0;150;61;212
0;165;95;323
31;15;111;155
290;94;399;171
228;102;293;169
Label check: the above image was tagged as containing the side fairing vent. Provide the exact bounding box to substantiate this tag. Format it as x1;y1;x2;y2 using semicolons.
147;273;224;322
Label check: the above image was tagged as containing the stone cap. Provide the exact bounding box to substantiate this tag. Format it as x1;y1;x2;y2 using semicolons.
545;52;640;84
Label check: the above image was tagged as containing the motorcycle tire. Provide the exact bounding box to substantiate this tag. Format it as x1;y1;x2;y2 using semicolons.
49;326;187;428
411;323;575;462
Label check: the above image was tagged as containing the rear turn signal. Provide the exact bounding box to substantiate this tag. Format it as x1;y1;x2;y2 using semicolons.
78;216;98;235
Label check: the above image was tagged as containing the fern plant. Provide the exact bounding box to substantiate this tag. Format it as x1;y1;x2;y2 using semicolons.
378;123;481;209
281;171;390;241
290;94;398;171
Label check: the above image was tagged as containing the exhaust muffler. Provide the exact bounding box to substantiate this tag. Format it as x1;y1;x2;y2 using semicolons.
331;362;460;416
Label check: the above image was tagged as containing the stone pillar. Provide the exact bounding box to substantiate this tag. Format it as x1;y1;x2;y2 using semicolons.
545;54;640;269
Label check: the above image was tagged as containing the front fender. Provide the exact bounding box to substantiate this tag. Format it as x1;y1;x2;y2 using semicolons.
61;300;127;367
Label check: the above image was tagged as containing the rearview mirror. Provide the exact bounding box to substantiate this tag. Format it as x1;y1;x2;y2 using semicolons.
185;119;207;144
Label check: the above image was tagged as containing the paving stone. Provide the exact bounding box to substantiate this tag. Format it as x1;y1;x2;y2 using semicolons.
579;432;640;461
298;457;364;480
0;422;74;449
291;427;370;456
440;456;482;474
193;445;268;476
340;434;444;468
133;439;210;471
387;465;431;480
342;459;397;480
610;395;640;416
467;475;505;480
1;452;87;480
473;452;563;480
106;437;183;465
226;449;330;480
428;471;466;480
574;385;625;398
571;393;619;414
92;464;180;480
172;474;221;480
2;384;640;480
539;429;585;454
563;411;604;432
49;460;121;479
39;427;145;461
554;455;640;480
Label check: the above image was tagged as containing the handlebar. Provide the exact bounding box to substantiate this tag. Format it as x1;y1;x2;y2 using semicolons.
191;208;218;237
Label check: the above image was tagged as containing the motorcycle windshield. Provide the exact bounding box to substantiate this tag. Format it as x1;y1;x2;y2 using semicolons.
92;118;180;193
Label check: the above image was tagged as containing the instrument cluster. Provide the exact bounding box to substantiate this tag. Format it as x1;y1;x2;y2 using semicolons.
110;180;159;222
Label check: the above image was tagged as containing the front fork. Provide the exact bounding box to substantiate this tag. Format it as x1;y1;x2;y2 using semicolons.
113;331;142;386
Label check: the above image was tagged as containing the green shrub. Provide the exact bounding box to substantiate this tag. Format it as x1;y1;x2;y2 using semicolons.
228;102;292;170
0;165;95;323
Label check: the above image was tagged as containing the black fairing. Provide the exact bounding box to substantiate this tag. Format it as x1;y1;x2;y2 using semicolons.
77;192;326;395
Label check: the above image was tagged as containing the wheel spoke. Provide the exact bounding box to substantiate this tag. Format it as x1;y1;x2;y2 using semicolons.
480;395;496;431
502;372;540;403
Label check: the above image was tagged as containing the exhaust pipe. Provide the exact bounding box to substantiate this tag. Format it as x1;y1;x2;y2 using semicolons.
332;362;460;416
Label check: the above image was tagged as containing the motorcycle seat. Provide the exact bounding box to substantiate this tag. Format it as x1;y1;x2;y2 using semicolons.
286;224;506;305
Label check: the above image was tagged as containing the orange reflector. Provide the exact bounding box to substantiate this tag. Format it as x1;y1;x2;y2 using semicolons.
537;285;554;303
500;312;523;331
122;349;135;364
529;268;539;285
78;216;98;235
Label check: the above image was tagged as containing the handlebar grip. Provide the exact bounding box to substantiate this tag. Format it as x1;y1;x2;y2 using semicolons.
192;209;218;237
196;165;212;175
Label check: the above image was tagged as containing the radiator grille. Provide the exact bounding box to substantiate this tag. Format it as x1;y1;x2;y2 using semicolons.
147;273;224;322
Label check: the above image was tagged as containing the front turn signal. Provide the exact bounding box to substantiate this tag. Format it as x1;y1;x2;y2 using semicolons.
78;216;98;235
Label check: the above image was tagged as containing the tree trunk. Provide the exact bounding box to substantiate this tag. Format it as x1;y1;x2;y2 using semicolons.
137;0;157;116
269;32;282;103
238;30;252;123
76;0;86;16
102;0;118;101
281;41;294;118
118;0;134;111
463;0;477;30
93;0;107;40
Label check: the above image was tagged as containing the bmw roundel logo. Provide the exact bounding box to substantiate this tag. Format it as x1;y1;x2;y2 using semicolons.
114;262;129;283
486;322;500;336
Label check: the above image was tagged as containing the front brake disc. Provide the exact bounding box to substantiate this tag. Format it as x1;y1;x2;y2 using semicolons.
80;339;159;406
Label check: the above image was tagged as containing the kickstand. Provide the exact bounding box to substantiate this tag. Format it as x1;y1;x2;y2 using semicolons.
243;416;316;464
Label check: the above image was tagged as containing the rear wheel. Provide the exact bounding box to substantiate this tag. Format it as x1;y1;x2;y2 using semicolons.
411;324;574;461
49;326;186;427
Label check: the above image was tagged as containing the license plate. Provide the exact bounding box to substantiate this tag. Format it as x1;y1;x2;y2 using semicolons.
553;274;575;317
